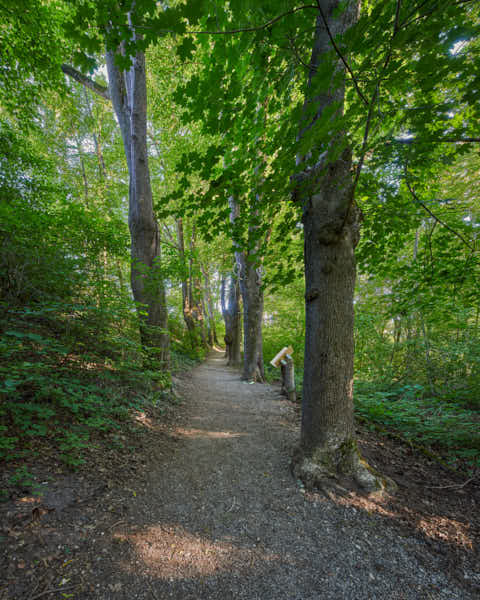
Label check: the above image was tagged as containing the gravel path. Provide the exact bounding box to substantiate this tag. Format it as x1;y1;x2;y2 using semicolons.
89;350;475;599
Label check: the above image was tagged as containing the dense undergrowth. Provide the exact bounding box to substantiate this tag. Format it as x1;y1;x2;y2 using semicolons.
265;361;479;473
354;381;480;470
0;122;206;497
0;299;204;497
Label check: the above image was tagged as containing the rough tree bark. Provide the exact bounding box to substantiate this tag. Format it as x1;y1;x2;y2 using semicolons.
229;196;265;381
292;1;394;495
220;272;242;366
105;38;169;363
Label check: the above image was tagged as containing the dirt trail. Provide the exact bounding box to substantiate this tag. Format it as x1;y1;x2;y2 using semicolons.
3;350;478;599
84;349;476;599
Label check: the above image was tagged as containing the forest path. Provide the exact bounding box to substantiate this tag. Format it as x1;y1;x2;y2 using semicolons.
86;349;474;600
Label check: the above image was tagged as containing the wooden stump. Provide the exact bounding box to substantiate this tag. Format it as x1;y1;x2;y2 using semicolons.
281;355;296;402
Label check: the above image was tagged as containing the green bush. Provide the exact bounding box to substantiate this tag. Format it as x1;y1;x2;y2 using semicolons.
354;380;480;470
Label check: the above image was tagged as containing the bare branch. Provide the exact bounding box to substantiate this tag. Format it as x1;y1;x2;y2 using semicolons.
138;5;318;35
404;169;475;252
31;586;77;600
61;64;111;101
395;136;480;144
399;0;475;31
426;475;477;490
344;0;402;226
286;35;311;71
315;0;369;106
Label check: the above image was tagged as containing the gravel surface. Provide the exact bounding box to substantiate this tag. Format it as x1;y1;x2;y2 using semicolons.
91;350;477;599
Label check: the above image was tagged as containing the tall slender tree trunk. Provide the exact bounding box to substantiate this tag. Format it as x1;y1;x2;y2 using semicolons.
229;196;265;381
292;3;393;495
202;294;214;345
189;224;208;348
236;250;265;381
85;88;127;296
412;229;435;392
221;272;242;366
176;218;197;346
390;315;402;366
82;87;108;182
75;137;89;205
201;264;219;345
106;38;168;364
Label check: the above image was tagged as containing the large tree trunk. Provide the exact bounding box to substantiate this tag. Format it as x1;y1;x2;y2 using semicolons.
106;41;169;364
220;272;242;366
292;2;393;495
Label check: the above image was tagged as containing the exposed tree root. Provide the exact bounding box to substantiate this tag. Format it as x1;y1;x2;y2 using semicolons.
292;439;397;498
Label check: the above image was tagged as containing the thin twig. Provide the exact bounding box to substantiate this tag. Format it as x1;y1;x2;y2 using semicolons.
395;137;480;144
425;476;476;489
286;36;311;71
159;237;181;251
31;585;77;600
399;0;475;32
355;0;402;161
147;580;160;600
398;0;439;31
138;5;318;35
404;170;474;251
226;497;237;512
343;0;402;228
21;574;43;600
108;519;126;530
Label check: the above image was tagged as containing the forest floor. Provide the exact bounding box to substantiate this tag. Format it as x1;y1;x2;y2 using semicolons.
1;349;479;599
